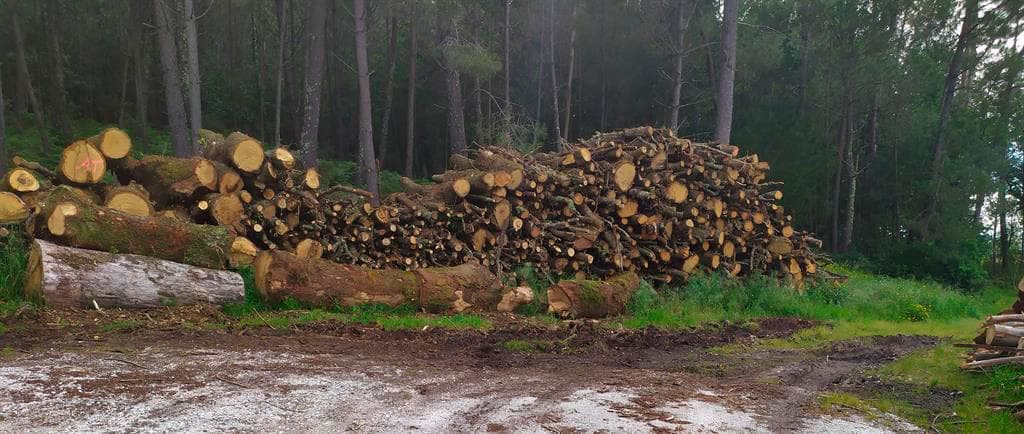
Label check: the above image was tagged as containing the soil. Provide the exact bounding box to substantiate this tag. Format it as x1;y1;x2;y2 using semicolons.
0;307;940;432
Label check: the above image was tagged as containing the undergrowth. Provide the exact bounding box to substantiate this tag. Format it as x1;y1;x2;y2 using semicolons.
0;226;31;318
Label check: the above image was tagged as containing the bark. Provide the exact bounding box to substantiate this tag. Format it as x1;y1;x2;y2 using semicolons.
354;0;380;202
0;192;29;224
405;22;418;178
44;0;74;141
378;14;399;167
11;10;51;153
797;3;810;115
299;0;328;169
117;54;131;128
1001;189;1010;272
0;64;6;175
547;272;640;318
183;0;202;153
562;1;578;141
154;0;191;157
669;0;694;132
131;1;150;144
274;0;287;146
254;251;507;312
841;101;857;253
831;120;845;250
439;16;468;155
114;155;218;207
714;0;738;144
33;186;234;270
548;0;562;151
922;0;978;240
26;240;244;309
504;0;512;116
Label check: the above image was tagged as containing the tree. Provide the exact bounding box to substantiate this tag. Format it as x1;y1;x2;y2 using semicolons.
378;12;399;168
0;63;7;175
562;1;577;141
405;20;418;178
153;0;191;157
131;0;150;145
299;0;329;168
183;0;202;153
921;0;980;240
548;0;562;150
714;0;738;143
44;0;74;141
504;0;512;118
354;0;380;202
668;0;694;132
274;0;286;146
438;13;467;154
11;3;51;153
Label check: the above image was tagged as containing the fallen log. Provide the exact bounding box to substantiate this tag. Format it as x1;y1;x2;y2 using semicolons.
547;272;641;318
253;251;506;312
25;239;244;308
0;192;30;224
87;127;132;160
117;155;218;207
58;140;106;184
34;186;233;269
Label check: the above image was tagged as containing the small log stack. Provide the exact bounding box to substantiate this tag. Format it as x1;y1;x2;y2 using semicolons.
959;279;1024;421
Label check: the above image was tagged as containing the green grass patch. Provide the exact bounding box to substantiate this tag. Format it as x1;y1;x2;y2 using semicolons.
0;226;33;321
233;304;491;331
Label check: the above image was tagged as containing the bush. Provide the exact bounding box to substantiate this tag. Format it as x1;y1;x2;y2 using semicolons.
867;238;989;290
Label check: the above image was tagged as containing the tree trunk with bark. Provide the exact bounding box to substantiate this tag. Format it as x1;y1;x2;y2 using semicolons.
405;22;418;178
921;0;978;240
274;0;286;146
714;0;738;144
0;64;6;175
154;0;191;157
1000;189;1010;272
379;13;399;167
299;0;328;169
669;0;694;132
548;0;562;151
504;0;512;118
11;11;51;153
354;0;380;202
547;272;641;318
26;240;244;308
841;101;857;253
44;0;74;141
439;16;468;154
131;1;150;145
562;1;577;141
183;0;202;154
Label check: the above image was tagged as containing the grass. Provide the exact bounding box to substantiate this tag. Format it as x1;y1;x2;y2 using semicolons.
0;226;33;324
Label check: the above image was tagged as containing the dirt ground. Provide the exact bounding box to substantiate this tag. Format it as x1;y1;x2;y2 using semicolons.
0;308;938;433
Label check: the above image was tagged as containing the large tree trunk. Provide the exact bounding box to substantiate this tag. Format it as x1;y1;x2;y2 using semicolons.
668;0;694;132
44;0;74;141
274;0;286;146
32;186;234;270
562;1;578;141
154;0;191;157
254;251;507;312
547;272;640;318
439;16;468;155
0;64;6;175
922;0;978;240
114;155;218;207
183;0;202;154
26;240;244;309
405;22;418;178
547;0;563;151
354;0;380;202
11;11;51;153
714;0;738;144
378;13;399;167
299;0;328;169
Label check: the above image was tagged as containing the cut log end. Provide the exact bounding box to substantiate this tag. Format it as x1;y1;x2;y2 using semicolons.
47;203;79;236
5;168;41;192
230;236;259;267
60;141;107;184
105;190;154;217
304;168;321;190
614;161;636;192
0;192;30;223
91;127;133;160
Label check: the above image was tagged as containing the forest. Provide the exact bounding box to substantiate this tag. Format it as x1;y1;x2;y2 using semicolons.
0;0;1021;287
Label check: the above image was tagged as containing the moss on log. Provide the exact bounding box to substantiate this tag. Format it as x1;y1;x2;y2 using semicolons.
547;272;641;318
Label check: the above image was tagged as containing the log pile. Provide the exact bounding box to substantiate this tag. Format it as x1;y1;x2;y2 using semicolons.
959;279;1024;421
1;125;827;312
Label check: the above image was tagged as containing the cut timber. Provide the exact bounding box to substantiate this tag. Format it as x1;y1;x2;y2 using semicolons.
295;239;324;259
198;129;226;152
229;236;259;267
102;183;154;217
0;192;30;223
217;165;244;194
87;127;132;160
36;187;233;269
303;168;321;189
3;168;46;192
205;193;245;230
25;239;243;308
254;251;506;312
497;286;535;312
59;140;106;184
119;155;218;207
664;181;688;203
267;147;296;170
207;132;265;173
547;272;641;318
613;160;636;192
766;236;793;255
985;324;1024;347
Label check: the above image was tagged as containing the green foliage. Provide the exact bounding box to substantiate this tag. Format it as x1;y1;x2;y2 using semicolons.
446;43;501;78
319;160;360;186
0;226;31;316
866;238;990;289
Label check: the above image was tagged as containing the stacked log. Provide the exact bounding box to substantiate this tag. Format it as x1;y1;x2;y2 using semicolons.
961;280;1024;370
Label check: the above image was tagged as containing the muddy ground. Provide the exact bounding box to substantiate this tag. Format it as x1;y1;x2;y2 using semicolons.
0;308;942;432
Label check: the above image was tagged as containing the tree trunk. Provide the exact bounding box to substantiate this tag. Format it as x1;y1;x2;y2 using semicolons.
797;3;810;115
299;0;328;169
714;0;738;144
44;0;74;141
154;0;191;157
1001;189;1010;272
922;0;978;240
0;64;5;175
354;0;380;202
548;0;562;151
131;1;150;145
274;0;286;146
11;11;51;153
504;0;512;118
26;240;244;308
378;14;399;168
547;272;640;318
439;16;467;154
405;22;418;178
668;0;694;132
183;0;202;154
33;186;234;270
254;251;507;313
831;120;845;251
562;1;577;141
841;101;857;253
